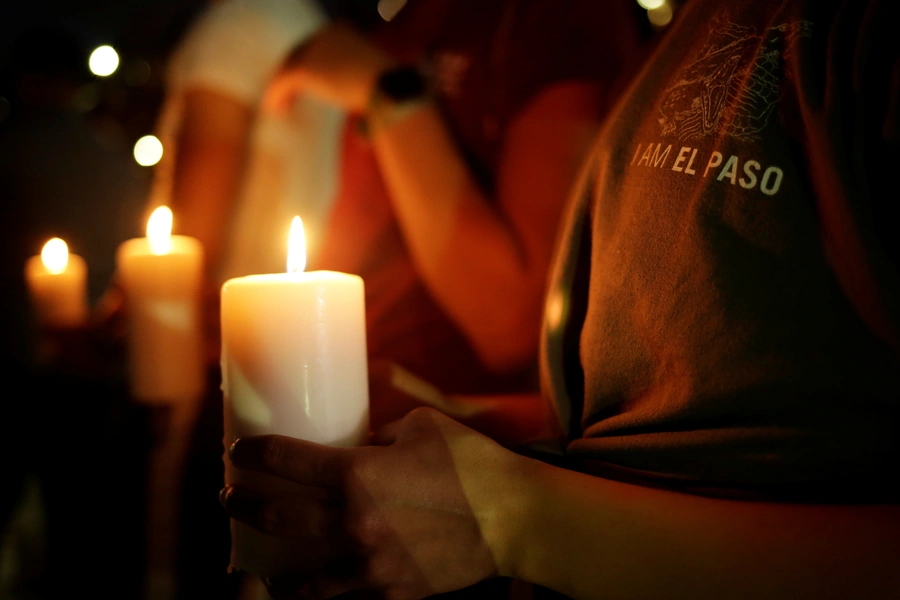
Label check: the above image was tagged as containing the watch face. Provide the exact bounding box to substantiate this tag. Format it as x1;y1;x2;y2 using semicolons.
378;0;408;21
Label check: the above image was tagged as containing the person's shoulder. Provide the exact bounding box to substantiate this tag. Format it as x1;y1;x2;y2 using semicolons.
187;0;321;38
176;0;324;57
170;0;327;99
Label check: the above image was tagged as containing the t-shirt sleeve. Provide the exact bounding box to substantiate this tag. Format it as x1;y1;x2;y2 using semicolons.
173;0;327;105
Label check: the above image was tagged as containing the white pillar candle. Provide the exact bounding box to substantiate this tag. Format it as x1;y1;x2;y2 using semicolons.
116;206;205;406
221;216;369;577
24;237;88;328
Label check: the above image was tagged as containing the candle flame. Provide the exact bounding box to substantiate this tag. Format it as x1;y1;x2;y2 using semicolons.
287;216;306;274
41;238;69;274
147;206;173;255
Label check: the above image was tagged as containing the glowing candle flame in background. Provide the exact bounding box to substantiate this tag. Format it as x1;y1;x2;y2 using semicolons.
287;216;306;274
41;238;69;275
147;206;173;256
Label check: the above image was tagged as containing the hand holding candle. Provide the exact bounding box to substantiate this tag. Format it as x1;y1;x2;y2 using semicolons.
25;237;88;329
220;216;369;576
116;206;205;406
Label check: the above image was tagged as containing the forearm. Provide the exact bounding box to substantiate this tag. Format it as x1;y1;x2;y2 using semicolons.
444;393;554;448
372;362;552;446
490;456;900;600
168;89;254;277
371;103;542;367
169;143;246;272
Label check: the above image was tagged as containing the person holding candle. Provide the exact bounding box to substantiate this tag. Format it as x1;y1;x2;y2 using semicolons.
264;0;649;403
133;4;347;596
219;0;900;598
145;0;344;285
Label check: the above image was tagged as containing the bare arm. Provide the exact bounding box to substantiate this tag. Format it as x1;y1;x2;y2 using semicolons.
265;24;601;371
168;88;254;276
503;452;900;600
223;408;900;600
368;360;554;446
371;83;601;371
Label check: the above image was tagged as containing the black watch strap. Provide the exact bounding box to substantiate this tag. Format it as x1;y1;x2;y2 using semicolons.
372;65;429;104
364;65;432;136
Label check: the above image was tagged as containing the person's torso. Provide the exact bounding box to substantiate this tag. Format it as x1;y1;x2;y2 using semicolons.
542;0;900;499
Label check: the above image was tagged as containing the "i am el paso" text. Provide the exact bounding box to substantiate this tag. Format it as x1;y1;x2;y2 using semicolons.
630;142;784;196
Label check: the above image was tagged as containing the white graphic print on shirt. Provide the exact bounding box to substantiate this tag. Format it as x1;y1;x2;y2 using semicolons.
628;13;813;197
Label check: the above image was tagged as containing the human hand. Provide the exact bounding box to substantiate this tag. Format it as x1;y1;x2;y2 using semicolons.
263;22;396;116
221;408;523;599
368;359;456;431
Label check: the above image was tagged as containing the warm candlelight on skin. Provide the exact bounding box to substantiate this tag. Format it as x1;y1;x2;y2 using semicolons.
116;206;205;406
220;216;369;577
25;237;88;328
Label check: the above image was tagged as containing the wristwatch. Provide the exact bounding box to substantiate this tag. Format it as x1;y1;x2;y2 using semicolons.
372;65;429;104
365;65;431;134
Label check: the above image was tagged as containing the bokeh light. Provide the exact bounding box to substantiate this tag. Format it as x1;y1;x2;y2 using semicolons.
72;84;100;113
648;2;674;27
123;59;152;86
89;45;120;77
133;135;164;167
378;0;408;21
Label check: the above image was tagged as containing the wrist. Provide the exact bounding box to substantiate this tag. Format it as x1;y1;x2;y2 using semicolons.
469;449;541;580
365;64;433;135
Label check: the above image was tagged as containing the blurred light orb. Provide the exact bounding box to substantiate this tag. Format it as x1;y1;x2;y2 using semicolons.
72;84;100;113
134;135;164;167
89;45;120;77
648;2;674;27
378;0;408;21
123;59;152;86
637;0;666;10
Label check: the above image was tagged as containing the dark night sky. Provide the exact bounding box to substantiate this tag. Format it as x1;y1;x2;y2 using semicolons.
0;0;204;51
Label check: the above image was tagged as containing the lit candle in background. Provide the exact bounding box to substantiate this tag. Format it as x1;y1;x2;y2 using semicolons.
24;237;88;328
220;216;369;577
116;206;205;406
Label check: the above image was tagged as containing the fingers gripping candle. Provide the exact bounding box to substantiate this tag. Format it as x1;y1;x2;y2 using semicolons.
221;217;369;576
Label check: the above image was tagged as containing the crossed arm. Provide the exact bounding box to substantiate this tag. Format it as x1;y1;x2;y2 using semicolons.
221;408;900;600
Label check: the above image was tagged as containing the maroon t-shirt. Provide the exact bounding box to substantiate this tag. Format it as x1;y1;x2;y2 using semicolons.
541;0;900;500
313;0;645;394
